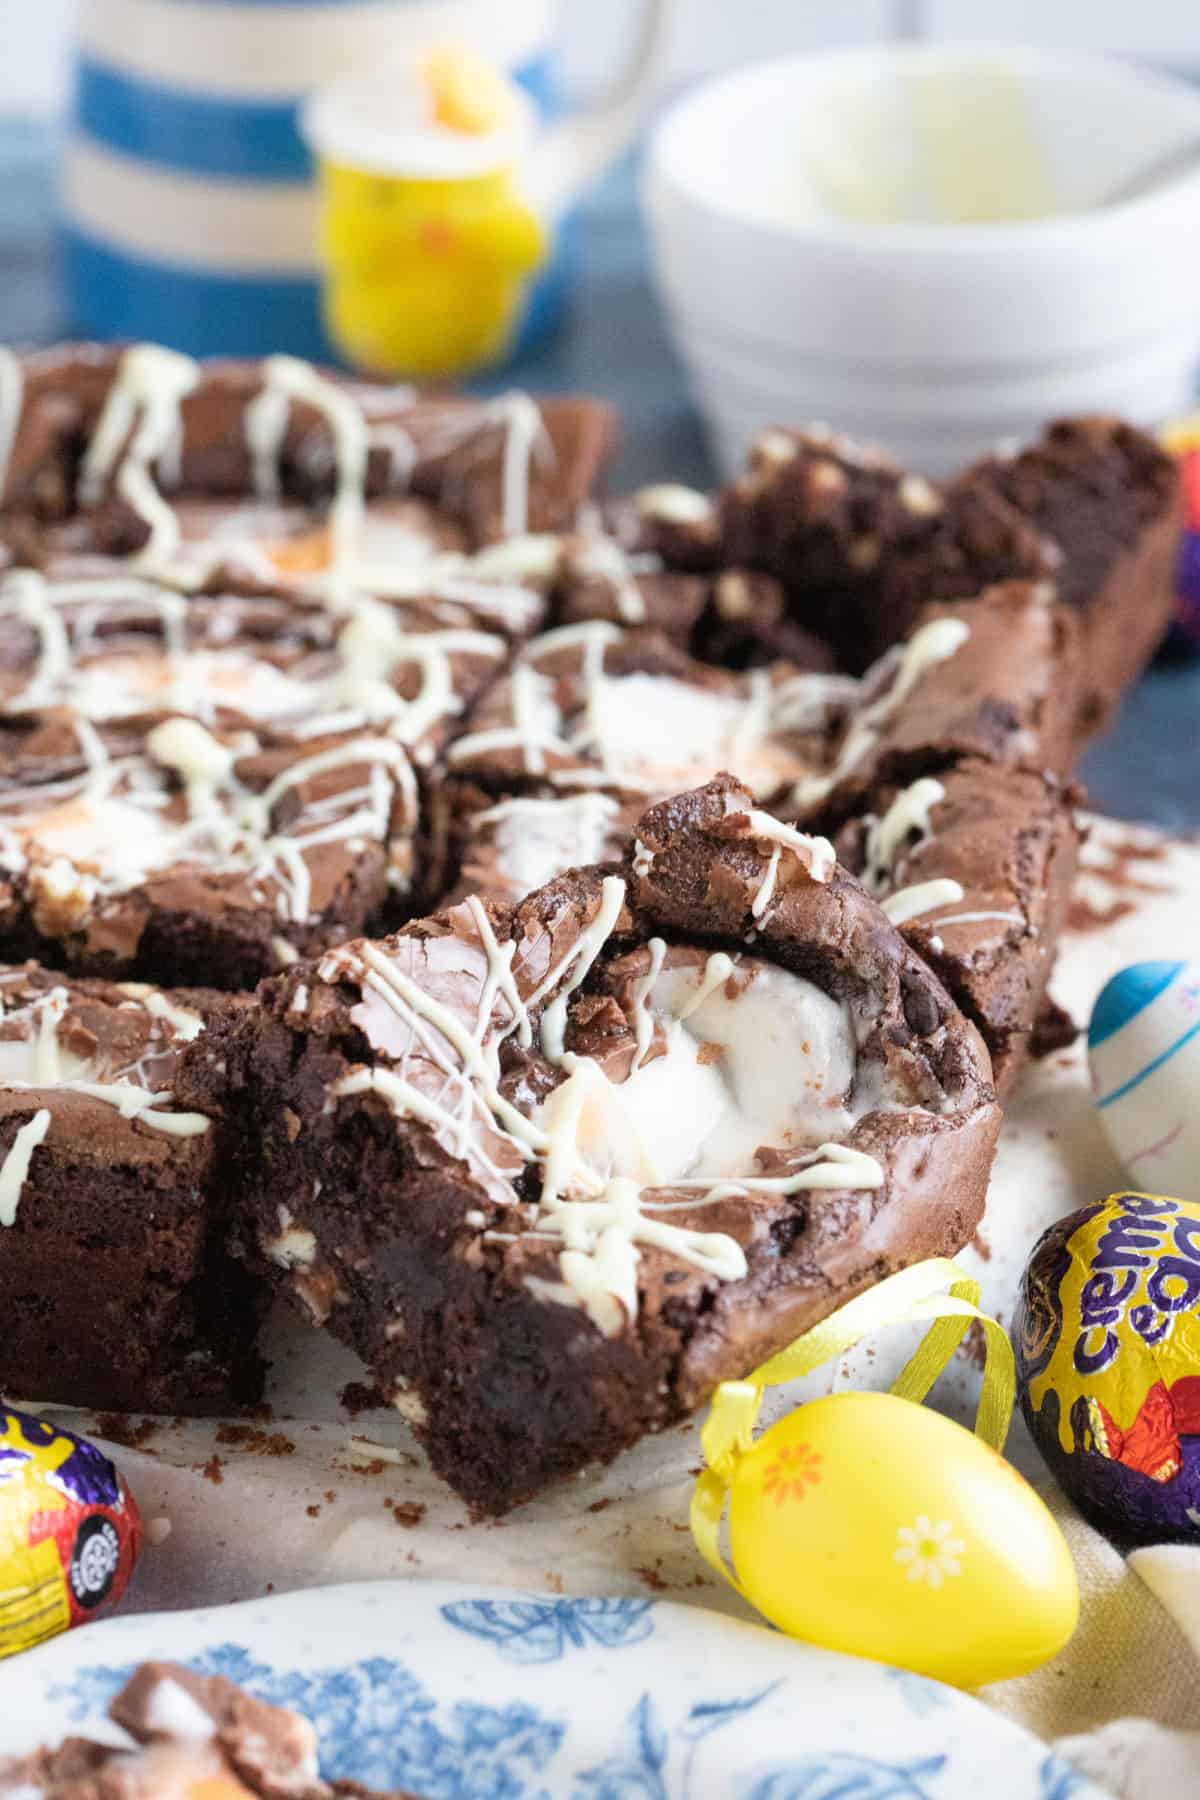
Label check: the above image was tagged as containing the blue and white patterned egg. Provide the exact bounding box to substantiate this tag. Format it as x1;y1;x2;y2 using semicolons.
1089;961;1200;1198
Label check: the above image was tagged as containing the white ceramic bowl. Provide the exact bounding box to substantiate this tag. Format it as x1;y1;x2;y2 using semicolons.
643;45;1200;476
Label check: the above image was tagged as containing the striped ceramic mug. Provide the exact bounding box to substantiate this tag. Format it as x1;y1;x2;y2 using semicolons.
63;0;671;360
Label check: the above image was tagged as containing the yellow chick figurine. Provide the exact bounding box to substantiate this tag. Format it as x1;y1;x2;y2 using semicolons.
305;48;548;380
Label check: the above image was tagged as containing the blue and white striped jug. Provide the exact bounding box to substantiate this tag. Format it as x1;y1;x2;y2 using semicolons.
63;0;670;360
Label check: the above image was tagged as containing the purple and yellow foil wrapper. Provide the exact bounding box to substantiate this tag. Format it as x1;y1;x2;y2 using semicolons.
0;1407;141;1658
1163;417;1200;646
1015;1192;1200;1543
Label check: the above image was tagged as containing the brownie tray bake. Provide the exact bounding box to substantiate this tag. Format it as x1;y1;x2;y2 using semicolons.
0;339;1180;1506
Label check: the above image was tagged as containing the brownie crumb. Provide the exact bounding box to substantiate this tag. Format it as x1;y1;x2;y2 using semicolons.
587;1498;613;1514
215;1424;295;1457
347;1458;387;1477
635;1564;669;1592
306;1504;321;1519
957;1318;989;1370
391;1501;427;1528
93;1414;159;1450
1031;996;1078;1058
197;1454;224;1485
1069;892;1137;933
340;1380;386;1417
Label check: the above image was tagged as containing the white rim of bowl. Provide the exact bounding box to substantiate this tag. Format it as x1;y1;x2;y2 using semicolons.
645;43;1200;251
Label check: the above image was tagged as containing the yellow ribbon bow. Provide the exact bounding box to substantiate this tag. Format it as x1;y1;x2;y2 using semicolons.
690;1256;1016;1597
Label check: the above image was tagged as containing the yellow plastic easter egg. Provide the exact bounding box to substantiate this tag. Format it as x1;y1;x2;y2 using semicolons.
727;1391;1078;1687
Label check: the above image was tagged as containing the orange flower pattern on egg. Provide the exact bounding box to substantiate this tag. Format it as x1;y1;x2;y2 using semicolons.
762;1441;824;1506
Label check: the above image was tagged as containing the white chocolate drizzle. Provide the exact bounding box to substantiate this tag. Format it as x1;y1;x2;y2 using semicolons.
321;934;543;1173
121;985;205;1041
61;1080;211;1136
793;617;971;810
931;908;1025;931
142;715;417;920
630;937;667;1069
675;952;735;1020
0;566;506;766
881;878;966;926
534;874;627;1063
634;483;712;526
0;345;24;499
861;777;946;894
752;847;781;919
572;535;656;624
250;355;369;599
670;1140;885;1200
79;344;201;577
0;1108;50;1225
735;809;836;921
243;378;292;502
494;393;545;539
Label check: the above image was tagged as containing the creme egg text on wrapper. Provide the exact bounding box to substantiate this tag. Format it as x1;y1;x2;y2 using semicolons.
725;1392;1078;1688
0;1407;141;1657
1015;1192;1200;1544
1088;960;1200;1199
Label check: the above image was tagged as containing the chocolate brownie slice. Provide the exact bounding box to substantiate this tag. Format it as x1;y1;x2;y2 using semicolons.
182;775;999;1512
0;1661;416;1798
721;425;950;671
0;564;510;775
0;965;262;1413
605;481;723;573
27;489;557;646
956;418;1181;731
720;416;1179;719
834;760;1081;1096
443;621;843;805
554;530;712;644
431;586;1076;918
432;782;645;909
560;492;835;670
0;345;615;549
555;541;835;672
789;582;1085;824
0;709;418;988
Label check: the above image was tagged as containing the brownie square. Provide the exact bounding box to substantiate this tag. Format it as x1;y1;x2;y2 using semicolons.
790;582;1086;824
0;966;262;1413
834;760;1082;1095
181;776;999;1512
0;707;419;988
0;348;616;549
719;415;1180;723
443;621;833;805
431;780;645;911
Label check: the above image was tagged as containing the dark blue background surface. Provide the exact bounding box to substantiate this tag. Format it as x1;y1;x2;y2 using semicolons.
4;124;1197;828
